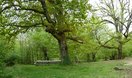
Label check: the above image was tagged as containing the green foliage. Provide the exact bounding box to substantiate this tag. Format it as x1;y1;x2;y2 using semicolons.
123;40;132;57
0;37;13;78
4;54;18;66
0;0;92;65
15;28;59;64
0;0;132;66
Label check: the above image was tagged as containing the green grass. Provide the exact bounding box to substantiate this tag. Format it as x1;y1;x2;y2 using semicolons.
8;60;129;78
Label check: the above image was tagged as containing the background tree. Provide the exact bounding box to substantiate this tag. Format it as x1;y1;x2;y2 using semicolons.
97;0;132;59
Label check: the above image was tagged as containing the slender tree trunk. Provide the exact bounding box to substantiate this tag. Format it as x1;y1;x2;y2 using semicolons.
86;53;90;62
117;32;123;59
57;34;71;65
91;52;96;61
42;47;49;60
117;42;123;59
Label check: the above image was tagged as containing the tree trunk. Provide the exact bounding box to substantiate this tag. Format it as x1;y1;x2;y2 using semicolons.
42;47;49;60
117;33;123;59
117;42;123;59
86;53;90;62
91;52;96;61
57;34;71;65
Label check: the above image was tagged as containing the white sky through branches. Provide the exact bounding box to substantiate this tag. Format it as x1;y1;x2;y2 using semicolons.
89;0;132;32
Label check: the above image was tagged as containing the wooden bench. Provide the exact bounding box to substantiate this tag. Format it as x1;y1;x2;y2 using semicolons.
34;60;61;65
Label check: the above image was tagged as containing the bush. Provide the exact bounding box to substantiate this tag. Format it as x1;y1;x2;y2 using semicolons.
0;52;13;78
4;54;18;66
0;38;13;78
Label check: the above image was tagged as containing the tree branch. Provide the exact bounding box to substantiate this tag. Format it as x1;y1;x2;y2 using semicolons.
39;0;55;25
0;5;13;13
67;36;83;44
17;8;44;14
5;23;43;28
94;29;117;49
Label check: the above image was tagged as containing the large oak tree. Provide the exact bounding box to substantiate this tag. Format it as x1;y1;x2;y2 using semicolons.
0;0;91;64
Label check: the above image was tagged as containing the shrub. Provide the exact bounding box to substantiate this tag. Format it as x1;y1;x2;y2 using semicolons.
0;51;13;78
4;54;18;66
0;38;13;78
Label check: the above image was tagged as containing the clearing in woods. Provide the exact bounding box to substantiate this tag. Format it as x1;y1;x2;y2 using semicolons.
7;59;132;78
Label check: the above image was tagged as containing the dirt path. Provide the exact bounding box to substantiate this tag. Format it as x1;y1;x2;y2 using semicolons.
123;58;132;65
121;58;132;78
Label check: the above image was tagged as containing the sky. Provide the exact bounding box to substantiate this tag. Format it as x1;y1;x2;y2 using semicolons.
89;0;99;6
89;0;132;32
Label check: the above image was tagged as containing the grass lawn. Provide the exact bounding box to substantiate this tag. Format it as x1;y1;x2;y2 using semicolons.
7;60;131;78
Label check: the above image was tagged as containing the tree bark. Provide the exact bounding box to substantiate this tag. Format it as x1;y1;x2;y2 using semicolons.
42;47;49;60
57;34;71;65
117;32;123;59
117;42;123;59
91;52;96;61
